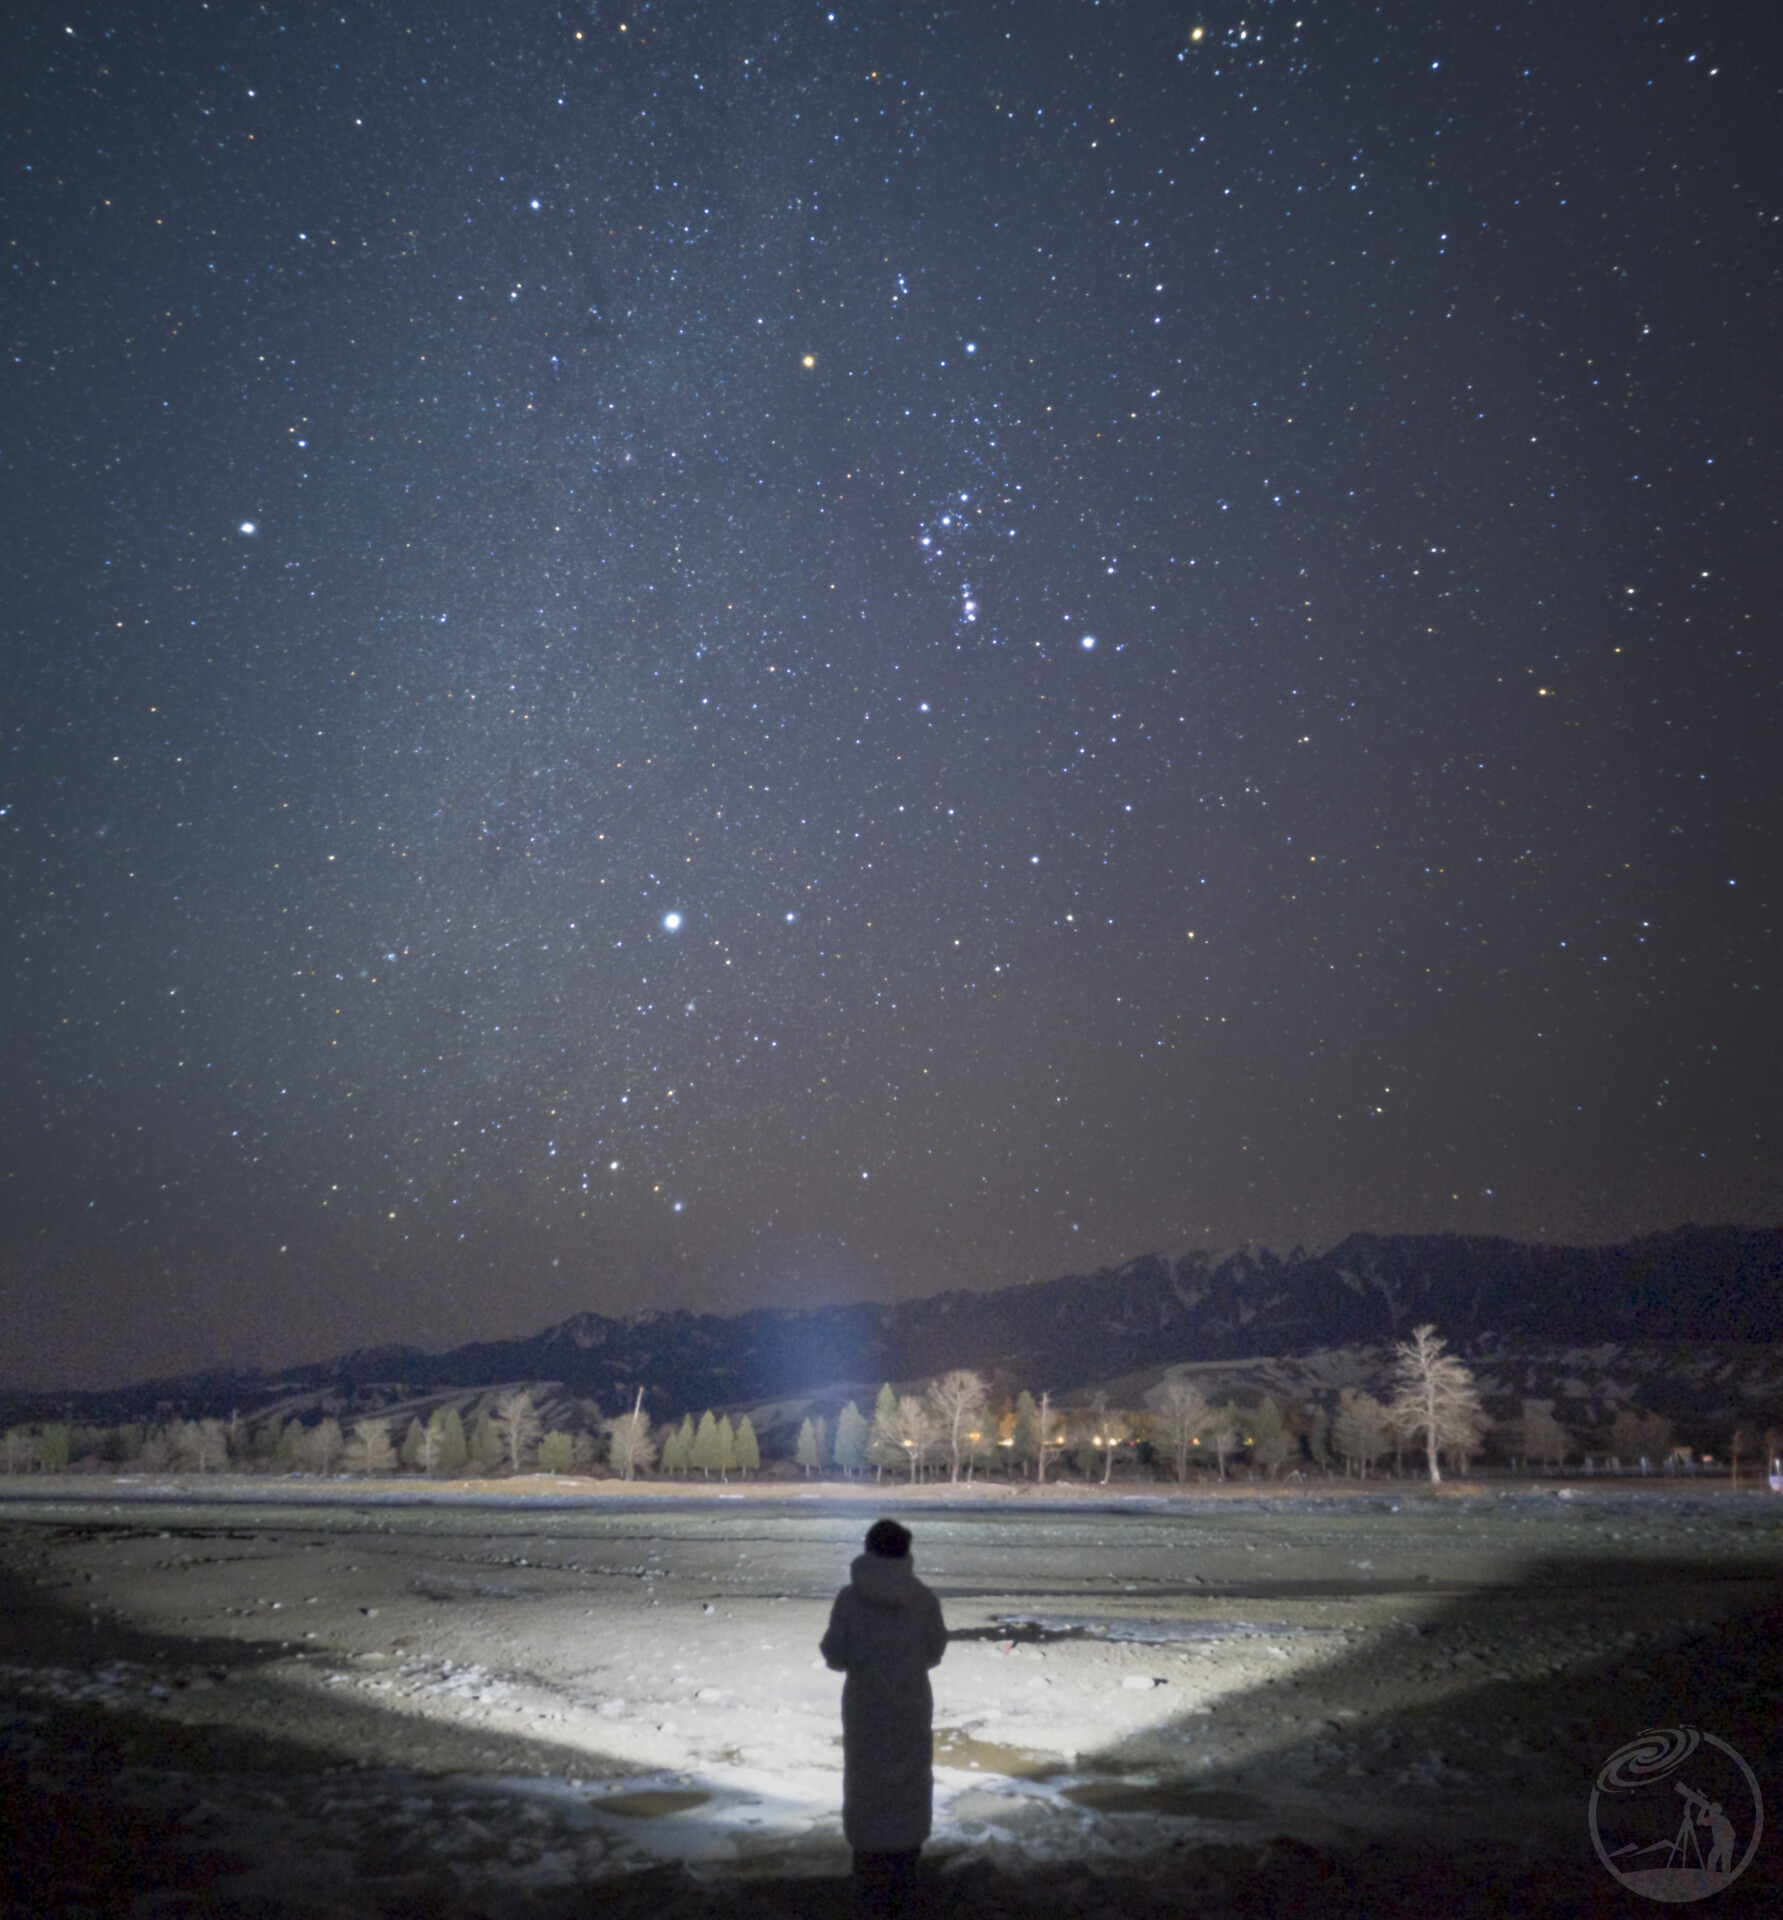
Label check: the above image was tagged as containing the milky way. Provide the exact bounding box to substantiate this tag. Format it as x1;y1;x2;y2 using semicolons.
4;2;1775;1386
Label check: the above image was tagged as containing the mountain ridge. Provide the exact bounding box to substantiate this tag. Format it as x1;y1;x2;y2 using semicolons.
11;1223;1780;1427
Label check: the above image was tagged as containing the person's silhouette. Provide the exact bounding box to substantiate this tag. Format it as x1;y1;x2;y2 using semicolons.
821;1519;949;1915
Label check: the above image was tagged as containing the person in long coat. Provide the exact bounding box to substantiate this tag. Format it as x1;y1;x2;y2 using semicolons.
821;1518;948;1909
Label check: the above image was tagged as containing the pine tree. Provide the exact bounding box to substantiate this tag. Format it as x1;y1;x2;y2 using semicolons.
431;1406;468;1476
833;1401;869;1478
735;1415;761;1477
692;1410;722;1479
468;1410;504;1471
717;1415;738;1481
869;1384;904;1482
795;1418;821;1477
400;1418;426;1470
660;1420;689;1475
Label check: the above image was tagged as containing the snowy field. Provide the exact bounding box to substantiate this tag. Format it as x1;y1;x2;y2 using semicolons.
3;1479;1781;1917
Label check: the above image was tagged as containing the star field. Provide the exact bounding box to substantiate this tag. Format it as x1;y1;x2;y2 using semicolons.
3;2;1777;1388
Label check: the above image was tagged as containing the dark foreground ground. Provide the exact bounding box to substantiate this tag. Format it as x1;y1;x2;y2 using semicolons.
3;1481;1780;1917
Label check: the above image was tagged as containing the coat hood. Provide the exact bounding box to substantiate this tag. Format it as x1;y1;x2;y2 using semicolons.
849;1551;920;1610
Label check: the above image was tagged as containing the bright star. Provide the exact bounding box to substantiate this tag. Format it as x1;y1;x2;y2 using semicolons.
239;521;257;535
1081;634;1097;650
662;912;683;932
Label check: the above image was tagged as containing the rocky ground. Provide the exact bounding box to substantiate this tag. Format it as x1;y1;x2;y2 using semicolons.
3;1476;1781;1917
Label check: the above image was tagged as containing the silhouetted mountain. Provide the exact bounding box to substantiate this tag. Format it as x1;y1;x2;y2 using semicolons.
13;1225;1781;1428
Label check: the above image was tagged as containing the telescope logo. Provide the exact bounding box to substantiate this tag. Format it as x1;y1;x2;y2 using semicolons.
1589;1727;1762;1902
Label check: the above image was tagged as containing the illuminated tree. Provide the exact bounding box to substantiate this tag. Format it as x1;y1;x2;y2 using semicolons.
1089;1392;1129;1485
795;1418;823;1477
893;1395;934;1483
692;1410;722;1479
1154;1379;1213;1484
1389;1324;1486;1484
833;1401;870;1478
344;1418;395;1477
305;1417;344;1475
734;1415;761;1477
468;1410;504;1471
1205;1403;1241;1481
606;1390;655;1480
491;1391;542;1473
927;1370;989;1484
429;1406;468;1476
1332;1389;1390;1479
868;1384;905;1481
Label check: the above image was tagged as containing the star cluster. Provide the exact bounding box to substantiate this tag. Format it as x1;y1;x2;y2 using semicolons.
3;2;1776;1386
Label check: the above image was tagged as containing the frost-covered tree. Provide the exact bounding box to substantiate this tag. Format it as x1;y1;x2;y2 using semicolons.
606;1390;655;1481
537;1430;575;1475
833;1401;869;1478
1089;1393;1129;1485
344;1418;396;1477
492;1390;542;1474
304;1417;344;1475
1205;1403;1242;1481
734;1415;761;1477
926;1370;990;1484
716;1415;739;1481
893;1395;934;1482
1154;1379;1213;1484
1333;1389;1391;1479
795;1418;822;1477
400;1418;426;1471
1389;1324;1486;1484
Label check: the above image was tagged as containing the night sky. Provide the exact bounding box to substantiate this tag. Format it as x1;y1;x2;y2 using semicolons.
4;3;1777;1392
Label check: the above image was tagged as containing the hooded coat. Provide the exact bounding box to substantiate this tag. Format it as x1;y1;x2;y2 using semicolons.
820;1552;949;1852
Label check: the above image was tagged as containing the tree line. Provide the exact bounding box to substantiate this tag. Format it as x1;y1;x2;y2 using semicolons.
5;1328;1780;1483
